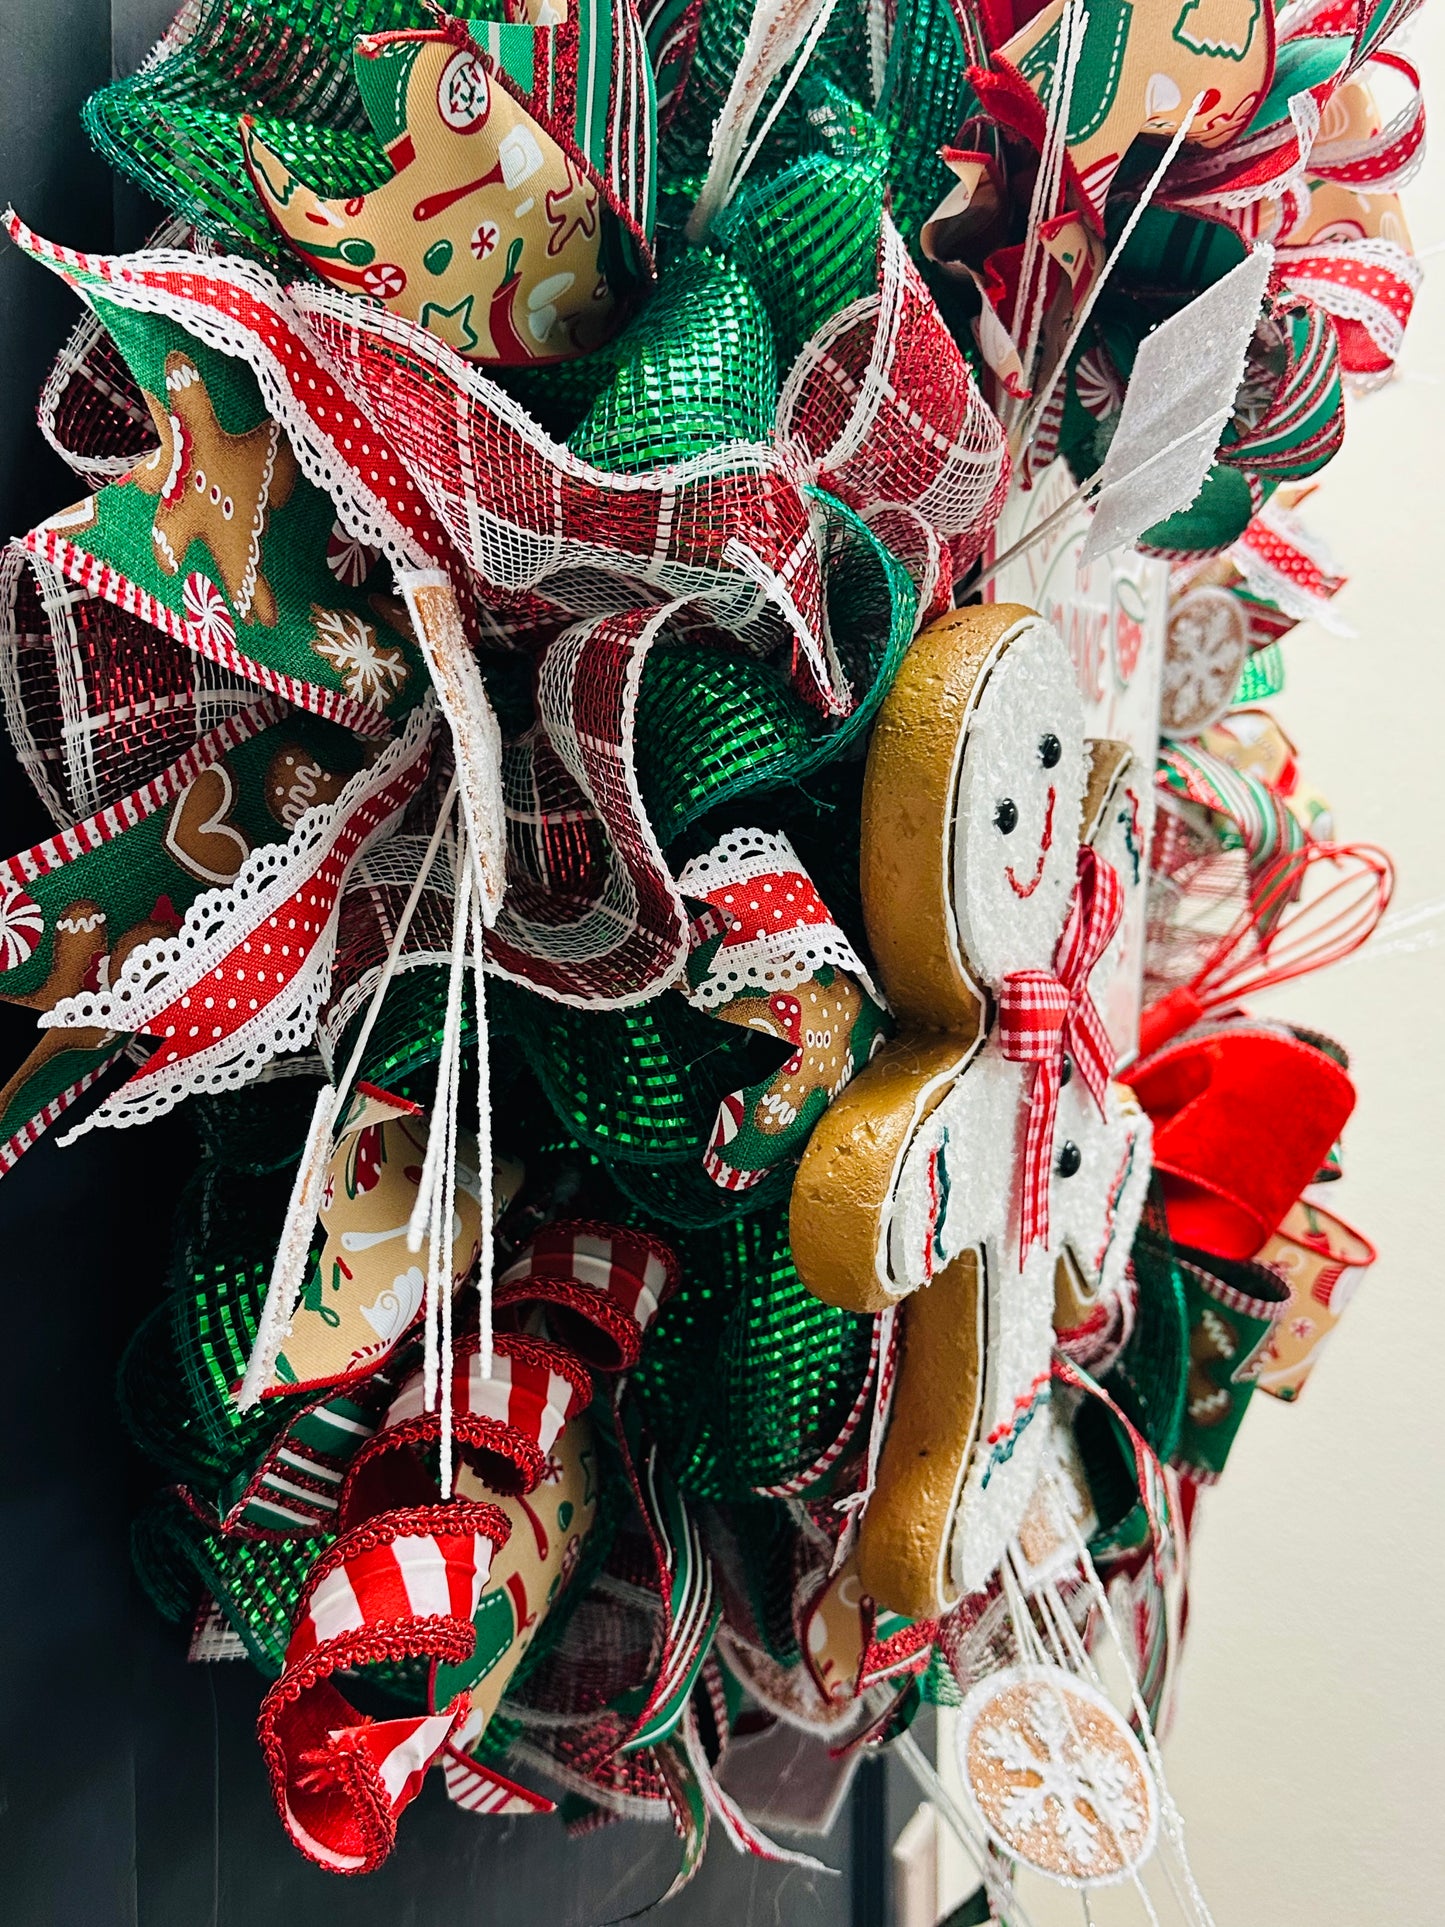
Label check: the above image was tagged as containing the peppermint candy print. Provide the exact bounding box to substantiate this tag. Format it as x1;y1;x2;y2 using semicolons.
324;518;380;587
0;880;44;972
182;570;236;653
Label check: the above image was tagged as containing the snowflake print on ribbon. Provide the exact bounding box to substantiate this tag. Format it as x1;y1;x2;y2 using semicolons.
957;1664;1158;1886
309;606;410;709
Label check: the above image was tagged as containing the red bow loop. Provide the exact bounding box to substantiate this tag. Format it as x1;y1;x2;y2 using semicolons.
998;847;1123;1256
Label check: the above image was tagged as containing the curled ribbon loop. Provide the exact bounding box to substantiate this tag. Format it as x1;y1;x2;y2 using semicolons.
256;1502;511;1875
998;845;1123;1256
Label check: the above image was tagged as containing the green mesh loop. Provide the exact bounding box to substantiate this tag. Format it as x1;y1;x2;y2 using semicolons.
132;1489;328;1674
729;1500;806;1667
168;1162;312;1468
608;1155;796;1231
498;984;762;1165
658;0;874;189
635;1200;873;1499
638;498;917;842
190;1074;328;1177
876;0;984;252
714;147;888;370
84;0;428;257
567;253;778;471
119;1297;287;1488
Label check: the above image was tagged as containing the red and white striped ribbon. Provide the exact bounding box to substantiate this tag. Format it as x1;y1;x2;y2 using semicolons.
346;1333;592;1501
495;1218;680;1369
257;1501;510;1873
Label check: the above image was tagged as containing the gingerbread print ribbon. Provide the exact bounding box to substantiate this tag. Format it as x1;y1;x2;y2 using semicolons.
998;846;1123;1256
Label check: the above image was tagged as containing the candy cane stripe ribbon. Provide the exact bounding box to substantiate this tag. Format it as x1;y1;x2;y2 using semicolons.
997;846;1123;1255
257;1502;511;1874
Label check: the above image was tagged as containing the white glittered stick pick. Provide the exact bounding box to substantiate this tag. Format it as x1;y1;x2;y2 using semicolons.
398;568;507;928
1079;247;1274;566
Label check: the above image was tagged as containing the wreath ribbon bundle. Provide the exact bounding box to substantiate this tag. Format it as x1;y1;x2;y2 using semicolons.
0;0;1417;1905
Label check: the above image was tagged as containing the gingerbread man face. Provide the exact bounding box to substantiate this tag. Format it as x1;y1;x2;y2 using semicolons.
948;615;1086;992
792;605;1151;1614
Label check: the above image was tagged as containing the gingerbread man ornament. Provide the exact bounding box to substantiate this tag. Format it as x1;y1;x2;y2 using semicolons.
791;605;1151;1617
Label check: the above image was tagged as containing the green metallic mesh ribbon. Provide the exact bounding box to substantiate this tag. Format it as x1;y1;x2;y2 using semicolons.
711;143;888;368
84;0;425;258
632;1197;874;1499
873;0;986;251
656;0;875;194
566;253;778;470
115;1164;306;1482
133;1488;327;1673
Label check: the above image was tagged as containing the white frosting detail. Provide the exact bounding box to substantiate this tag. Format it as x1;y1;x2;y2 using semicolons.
952;617;1085;988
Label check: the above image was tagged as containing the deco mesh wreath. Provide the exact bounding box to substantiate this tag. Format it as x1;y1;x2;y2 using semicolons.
0;0;1419;1907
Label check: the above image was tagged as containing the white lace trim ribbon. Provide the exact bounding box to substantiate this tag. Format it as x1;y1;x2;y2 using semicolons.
46;697;437;1135
678;826;880;1009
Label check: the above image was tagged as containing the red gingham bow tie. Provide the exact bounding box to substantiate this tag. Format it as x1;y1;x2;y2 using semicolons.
997;846;1124;1258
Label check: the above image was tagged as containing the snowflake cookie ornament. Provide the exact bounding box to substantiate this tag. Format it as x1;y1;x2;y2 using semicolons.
791;605;1151;1617
956;1664;1159;1887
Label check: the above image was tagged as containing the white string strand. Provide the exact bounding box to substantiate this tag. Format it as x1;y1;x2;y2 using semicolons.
411;811;472;1418
1059;1509;1217;1927
1017;94;1206;455
1015;1;1090;406
1006;1549;1163;1927
469;876;495;1377
236;779;458;1409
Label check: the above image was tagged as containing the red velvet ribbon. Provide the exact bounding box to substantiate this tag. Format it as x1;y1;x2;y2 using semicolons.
1130;1023;1356;1262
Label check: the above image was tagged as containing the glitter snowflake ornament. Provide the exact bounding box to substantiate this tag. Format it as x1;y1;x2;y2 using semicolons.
956;1664;1159;1887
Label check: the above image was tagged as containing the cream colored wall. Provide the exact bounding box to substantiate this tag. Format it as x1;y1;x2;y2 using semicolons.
1157;15;1445;1918
934;18;1445;1921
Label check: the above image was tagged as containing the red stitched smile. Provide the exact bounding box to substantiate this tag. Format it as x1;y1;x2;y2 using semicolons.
1006;786;1056;898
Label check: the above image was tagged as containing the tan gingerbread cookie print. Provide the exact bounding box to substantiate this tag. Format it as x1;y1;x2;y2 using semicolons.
714;976;866;1134
130;351;298;625
242;28;616;363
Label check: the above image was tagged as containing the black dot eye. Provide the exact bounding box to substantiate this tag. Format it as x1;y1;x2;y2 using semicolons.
1056;1140;1082;1178
1038;733;1062;769
994;798;1018;834
1060;1052;1073;1088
